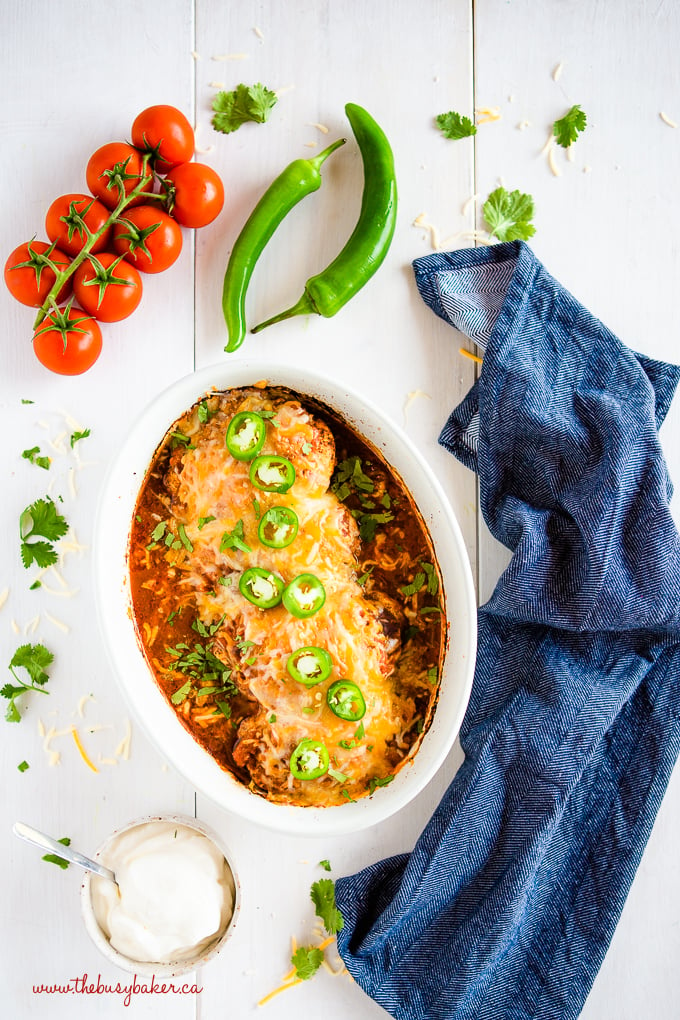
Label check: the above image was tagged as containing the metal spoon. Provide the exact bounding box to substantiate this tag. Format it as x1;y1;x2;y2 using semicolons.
13;821;117;884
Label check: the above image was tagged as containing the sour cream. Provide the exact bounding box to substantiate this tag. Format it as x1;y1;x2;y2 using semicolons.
90;820;235;964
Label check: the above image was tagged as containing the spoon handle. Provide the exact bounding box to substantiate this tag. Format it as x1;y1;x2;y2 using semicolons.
13;821;116;884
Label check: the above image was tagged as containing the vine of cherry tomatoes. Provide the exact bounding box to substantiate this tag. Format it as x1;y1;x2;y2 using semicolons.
4;104;225;375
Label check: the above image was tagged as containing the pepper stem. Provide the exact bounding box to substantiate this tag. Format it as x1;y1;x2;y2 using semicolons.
309;135;347;169
251;291;317;334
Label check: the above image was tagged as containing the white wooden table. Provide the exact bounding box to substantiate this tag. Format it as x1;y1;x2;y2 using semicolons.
2;1;679;1016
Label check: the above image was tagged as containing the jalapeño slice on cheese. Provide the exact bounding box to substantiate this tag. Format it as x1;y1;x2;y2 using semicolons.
226;411;266;461
286;646;333;686
289;738;330;780
282;573;326;618
249;454;296;493
239;567;285;608
258;505;299;549
327;680;366;721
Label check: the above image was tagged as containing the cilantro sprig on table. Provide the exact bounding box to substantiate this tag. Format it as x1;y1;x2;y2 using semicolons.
2;644;54;722
436;110;477;140
289;878;346;981
19;497;68;570
553;104;587;148
483;187;536;242
212;83;278;134
22;446;50;470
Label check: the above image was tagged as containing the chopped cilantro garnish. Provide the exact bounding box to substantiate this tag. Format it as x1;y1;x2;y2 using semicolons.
166;617;235;707
401;571;426;598
427;666;438;685
17;760;29;772
70;428;91;447
21;398;34;405
150;521;166;543
220;519;250;554
2;643;54;722
19;497;68;571
483;186;536;243
170;679;193;705
42;836;71;870
268;713;276;723
22;446;50;470
212;83;278;134
357;566;374;586
368;774;395;794
170;430;195;450
319;859;331;871
177;523;193;552
420;606;442;615
198;515;216;530
436;110;477;140
421;561;439;596
197;401;217;424
328;766;348;784
354;721;365;740
553;104;587;148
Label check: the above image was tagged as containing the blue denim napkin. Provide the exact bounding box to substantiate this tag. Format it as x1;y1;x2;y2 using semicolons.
335;241;680;1020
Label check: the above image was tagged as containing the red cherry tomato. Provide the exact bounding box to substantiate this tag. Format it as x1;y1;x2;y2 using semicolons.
33;306;103;375
72;252;143;322
164;162;224;228
86;142;154;210
112;205;183;274
4;241;72;307
45;193;112;256
131;105;195;173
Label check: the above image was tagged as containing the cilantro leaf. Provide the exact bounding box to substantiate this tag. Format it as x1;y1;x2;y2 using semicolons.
42;837;71;870
17;760;29;772
436;110;477;140
22;447;50;470
401;572;426;598
20;497;68;571
319;859;332;872
220;519;251;554
553;104;587;148
368;774;395;794
70;428;91;447
483;187;536;242
291;946;324;980
212;83;278;135
310;878;344;935
3;643;54;722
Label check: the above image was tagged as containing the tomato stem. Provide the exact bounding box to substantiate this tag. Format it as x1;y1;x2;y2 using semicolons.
33;152;164;329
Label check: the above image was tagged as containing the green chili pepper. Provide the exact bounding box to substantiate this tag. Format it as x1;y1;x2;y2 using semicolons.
258;505;299;548
239;567;285;609
225;411;267;461
282;573;326;618
252;103;397;334
222;136;346;353
289;737;330;780
287;646;333;686
327;680;366;721
249;454;296;493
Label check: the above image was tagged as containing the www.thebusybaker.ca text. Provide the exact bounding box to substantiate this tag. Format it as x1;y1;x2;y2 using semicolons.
33;972;203;1007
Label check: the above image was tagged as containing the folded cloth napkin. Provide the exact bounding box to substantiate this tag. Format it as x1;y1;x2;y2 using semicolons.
335;241;680;1020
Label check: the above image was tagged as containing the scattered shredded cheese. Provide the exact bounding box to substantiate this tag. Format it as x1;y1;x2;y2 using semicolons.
540;131;556;157
413;213;441;250
552;61;564;81
23;615;40;635
403;389;432;422
257;979;303;1006
40;583;79;598
44;611;69;634
77;694;95;718
304;141;318;148
0;588;8;610
475;105;502;124
517;119;532;131
660;111;678;128
68;467;78;499
71;727;99;773
11;619;20;634
209;80;226;88
115;719;133;760
548;144;562;177
38;718;46;738
191;50;200;60
459;347;484;366
98;755;119;767
253;26;264;40
308;122;329;134
195;143;216;154
461;193;479;217
274;84;295;97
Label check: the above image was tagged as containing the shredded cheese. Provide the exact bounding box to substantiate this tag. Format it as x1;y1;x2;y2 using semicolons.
413;213;441;250
77;694;95;718
0;587;9;610
459;347;484;366
45;611;69;634
475;105;502;124
548;144;562;177
72;727;99;773
660;111;678;128
115;718;133;760
257;979;303;1006
253;26;264;39
552;61;564;81
308;122;329;134
23;615;40;635
209;80;226;88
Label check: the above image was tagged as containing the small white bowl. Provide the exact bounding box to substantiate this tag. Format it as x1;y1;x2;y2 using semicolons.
81;814;241;977
94;361;477;835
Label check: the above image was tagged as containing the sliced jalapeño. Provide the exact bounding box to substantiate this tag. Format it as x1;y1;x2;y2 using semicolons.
249;454;296;493
258;505;299;549
226;411;266;461
287;646;333;687
239;566;284;609
282;573;326;618
327;680;366;721
289;737;329;780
